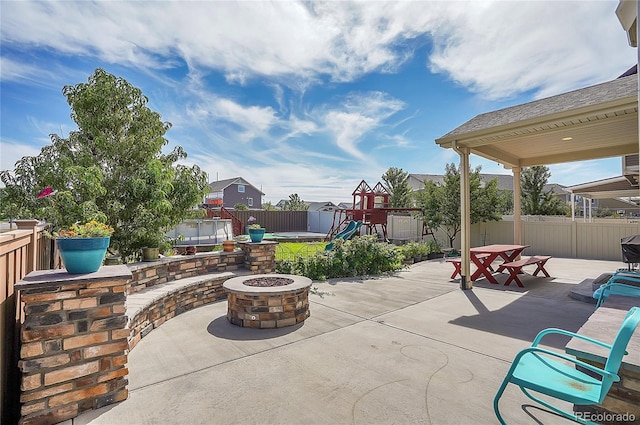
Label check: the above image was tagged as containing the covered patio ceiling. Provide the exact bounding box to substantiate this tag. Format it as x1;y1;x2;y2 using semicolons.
435;74;638;168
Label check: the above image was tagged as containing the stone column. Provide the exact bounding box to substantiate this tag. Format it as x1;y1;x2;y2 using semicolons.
15;265;132;425
240;241;277;274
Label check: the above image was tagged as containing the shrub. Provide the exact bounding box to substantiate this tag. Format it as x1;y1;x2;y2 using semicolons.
275;235;403;280
426;239;442;254
401;241;425;260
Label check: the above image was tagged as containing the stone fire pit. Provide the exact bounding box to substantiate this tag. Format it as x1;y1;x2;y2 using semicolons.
223;273;312;328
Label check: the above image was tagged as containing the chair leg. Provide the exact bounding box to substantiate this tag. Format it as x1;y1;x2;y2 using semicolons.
493;377;510;425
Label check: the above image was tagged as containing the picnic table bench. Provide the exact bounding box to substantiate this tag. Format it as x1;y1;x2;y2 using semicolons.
446;253;491;279
496;255;552;287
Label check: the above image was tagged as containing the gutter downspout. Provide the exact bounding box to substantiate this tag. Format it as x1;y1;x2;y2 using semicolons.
452;140;472;290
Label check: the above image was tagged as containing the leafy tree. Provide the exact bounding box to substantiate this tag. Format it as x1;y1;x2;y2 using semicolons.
382;167;412;208
262;201;277;211
0;68;208;260
415;163;501;248
233;203;249;211
520;166;567;215
497;190;514;215
283;193;308;211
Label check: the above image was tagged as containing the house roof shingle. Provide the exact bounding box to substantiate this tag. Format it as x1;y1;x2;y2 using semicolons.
439;74;638;141
208;177;264;195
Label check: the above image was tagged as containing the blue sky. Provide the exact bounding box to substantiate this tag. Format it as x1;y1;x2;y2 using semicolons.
1;0;637;204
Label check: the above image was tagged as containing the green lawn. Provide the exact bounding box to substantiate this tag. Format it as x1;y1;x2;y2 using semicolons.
275;242;327;261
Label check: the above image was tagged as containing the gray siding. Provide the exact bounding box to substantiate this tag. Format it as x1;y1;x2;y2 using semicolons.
223;184;262;208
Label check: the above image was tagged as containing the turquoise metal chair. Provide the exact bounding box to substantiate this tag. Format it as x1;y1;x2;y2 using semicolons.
494;307;640;425
593;272;640;308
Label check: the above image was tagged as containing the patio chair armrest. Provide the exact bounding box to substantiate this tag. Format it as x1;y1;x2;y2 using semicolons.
601;282;640;295
516;347;619;382
609;274;640;286
531;328;612;351
612;270;640;279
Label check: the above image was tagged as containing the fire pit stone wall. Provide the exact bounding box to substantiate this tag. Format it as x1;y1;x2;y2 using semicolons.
223;274;312;328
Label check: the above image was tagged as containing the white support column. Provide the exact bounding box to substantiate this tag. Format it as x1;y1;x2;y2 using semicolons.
588;198;593;223
571;193;575;221
512;167;522;245
459;147;472;290
583;197;587;223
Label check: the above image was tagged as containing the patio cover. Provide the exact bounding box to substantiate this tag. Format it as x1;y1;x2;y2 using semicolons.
567;175;638;199
565;175;639;221
435;74;639;289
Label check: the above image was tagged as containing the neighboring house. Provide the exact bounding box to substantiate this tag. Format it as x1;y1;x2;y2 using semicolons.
274;200;337;211
206;177;264;209
305;201;339;212
544;183;572;204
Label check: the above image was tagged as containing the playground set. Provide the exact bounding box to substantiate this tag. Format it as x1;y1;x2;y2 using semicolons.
326;180;426;245
200;180;429;248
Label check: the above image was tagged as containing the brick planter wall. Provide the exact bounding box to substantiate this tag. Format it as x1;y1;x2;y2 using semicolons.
127;251;244;294
240;241;277;274
15;266;132;425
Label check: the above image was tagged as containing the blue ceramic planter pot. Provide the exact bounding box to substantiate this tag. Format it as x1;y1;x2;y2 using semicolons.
56;237;110;274
248;228;265;243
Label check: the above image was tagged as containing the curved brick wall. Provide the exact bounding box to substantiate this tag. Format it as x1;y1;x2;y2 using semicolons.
16;242;277;425
127;250;244;294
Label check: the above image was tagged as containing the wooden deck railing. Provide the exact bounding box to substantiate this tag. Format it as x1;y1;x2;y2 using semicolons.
0;220;54;424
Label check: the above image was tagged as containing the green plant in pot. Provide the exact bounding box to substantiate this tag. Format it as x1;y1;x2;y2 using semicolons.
49;221;114;273
138;232;170;262
247;216;265;243
426;239;443;259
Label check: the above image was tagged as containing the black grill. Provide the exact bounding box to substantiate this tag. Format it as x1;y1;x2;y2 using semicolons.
621;235;640;264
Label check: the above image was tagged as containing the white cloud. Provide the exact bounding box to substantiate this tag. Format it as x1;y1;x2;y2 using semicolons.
322;92;406;158
324;111;376;160
0;140;42;172
190;149;377;203
1;1;634;100
428;1;635;100
184;95;278;145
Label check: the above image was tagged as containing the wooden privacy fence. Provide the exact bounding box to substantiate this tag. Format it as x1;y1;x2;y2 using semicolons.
232;210;308;233
1;220;54;424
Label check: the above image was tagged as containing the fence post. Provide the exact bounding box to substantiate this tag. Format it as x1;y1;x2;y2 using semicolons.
14;220;40;274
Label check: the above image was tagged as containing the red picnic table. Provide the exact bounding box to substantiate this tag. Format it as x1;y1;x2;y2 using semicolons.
469;244;529;284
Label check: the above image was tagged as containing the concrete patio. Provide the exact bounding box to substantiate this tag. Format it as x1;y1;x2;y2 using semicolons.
72;257;628;425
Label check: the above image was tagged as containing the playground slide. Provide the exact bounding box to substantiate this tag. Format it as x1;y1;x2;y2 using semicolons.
325;220;362;251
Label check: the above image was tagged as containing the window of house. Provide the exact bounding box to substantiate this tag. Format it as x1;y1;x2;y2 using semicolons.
238;184;245;193
247;197;253;207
